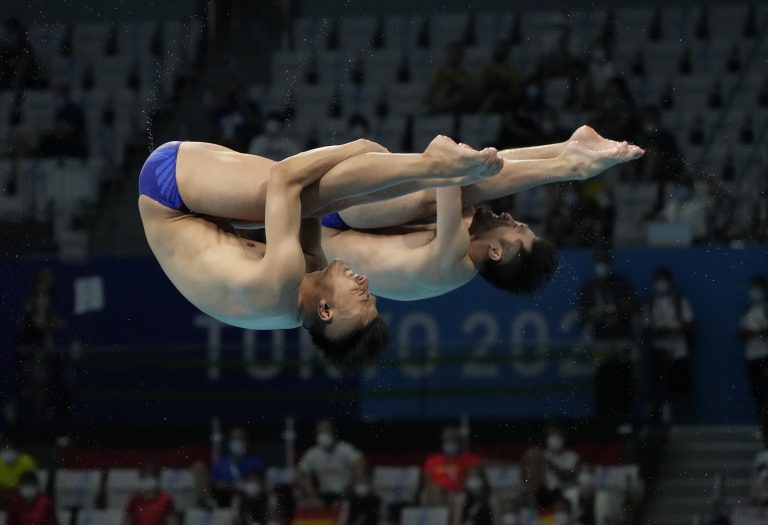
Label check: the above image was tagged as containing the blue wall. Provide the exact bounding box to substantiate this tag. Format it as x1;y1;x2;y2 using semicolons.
0;246;765;425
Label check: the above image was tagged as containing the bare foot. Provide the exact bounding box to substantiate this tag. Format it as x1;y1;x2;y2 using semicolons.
570;125;644;157
423;135;503;186
560;140;645;181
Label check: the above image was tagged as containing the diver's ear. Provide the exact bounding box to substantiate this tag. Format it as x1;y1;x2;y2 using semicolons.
487;242;503;262
317;300;333;322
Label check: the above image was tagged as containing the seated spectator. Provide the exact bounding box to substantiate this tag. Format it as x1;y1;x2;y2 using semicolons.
233;467;284;525
422;426;483;505
427;42;475;114
751;450;768;506
210;426;265;507
5;471;58;525
297;419;365;508
477;42;521;113
450;465;494;525
337;471;381;525
123;464;177;525
0;433;37;506
37;85;88;158
247;112;299;161
0;17;45;90
635;106;684;183
521;425;580;509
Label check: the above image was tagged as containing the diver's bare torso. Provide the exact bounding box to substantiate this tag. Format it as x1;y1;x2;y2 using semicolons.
138;195;303;330
321;216;477;301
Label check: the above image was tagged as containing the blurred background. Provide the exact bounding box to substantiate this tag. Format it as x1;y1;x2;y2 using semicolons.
1;0;768;524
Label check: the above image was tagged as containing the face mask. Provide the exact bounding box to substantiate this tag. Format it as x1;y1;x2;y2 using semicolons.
0;449;18;464
317;432;334;448
20;484;38;500
578;470;594;487
139;477;159;493
547;434;564;452
442;441;459;456
750;288;765;302
265;119;281;136
354;483;371;497
229;439;247;457
654;280;670;294
242;481;262;497
465;476;483;493
594;263;610;278
501;513;519;525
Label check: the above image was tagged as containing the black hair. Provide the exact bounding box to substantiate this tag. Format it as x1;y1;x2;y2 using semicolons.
309;317;390;372
478;238;559;295
19;470;38;486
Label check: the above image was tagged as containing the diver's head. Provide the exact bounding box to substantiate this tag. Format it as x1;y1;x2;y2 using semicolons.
468;209;559;295
300;259;389;370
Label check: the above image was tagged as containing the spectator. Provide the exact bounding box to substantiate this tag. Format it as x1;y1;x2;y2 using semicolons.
427;42;475;114
0;433;38;506
247;112;299;161
551;496;574;525
0;18;45;90
297;419;365;508
337;471;381;525
450;465;494;525
521;425;580;509
578;249;639;421
571;465;596;525
232;467;283;525
750;450;768;506
740;275;768;445
635;106;684;183
15;269;68;436
123;464;177;525
421;426;483;505
657;180;711;243
210;426;265;507
496;497;524;525
5;471;57;525
477;41;521;113
38;85;88;158
642;267;695;423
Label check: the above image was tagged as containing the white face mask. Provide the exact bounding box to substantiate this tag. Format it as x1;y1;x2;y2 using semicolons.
20;484;38;500
578;470;594;487
465;476;483;493
0;449;18;464
242;481;262;497
229;439;247;457
547;434;564;452
750;288;765;302
442;441;460;456
501;513;519;525
354;483;371;497
594;263;610;278
317;432;334;448
139;477;160;493
654;280;671;294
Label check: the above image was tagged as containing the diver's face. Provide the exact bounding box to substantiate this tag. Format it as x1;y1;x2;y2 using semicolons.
317;260;378;334
471;209;537;253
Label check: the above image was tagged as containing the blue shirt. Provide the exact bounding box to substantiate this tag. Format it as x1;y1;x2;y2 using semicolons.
211;455;264;484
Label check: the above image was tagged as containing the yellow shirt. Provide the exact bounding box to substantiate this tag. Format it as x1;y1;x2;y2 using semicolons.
0;454;38;491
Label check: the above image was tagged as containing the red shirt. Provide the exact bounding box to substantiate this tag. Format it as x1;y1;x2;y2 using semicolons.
125;492;175;525
423;452;483;493
6;492;59;525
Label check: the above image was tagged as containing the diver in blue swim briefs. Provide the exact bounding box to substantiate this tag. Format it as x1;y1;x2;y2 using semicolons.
137;137;503;368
